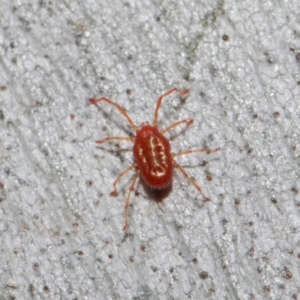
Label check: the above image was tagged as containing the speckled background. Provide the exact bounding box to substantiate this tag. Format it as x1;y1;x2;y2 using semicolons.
0;0;300;299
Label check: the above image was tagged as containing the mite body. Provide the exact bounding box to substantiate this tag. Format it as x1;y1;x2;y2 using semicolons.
90;88;219;230
133;125;172;188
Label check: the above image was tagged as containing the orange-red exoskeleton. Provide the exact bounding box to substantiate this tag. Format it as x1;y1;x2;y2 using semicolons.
90;88;220;230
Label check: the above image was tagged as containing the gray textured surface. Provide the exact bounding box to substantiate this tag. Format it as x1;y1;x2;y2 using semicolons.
0;0;300;299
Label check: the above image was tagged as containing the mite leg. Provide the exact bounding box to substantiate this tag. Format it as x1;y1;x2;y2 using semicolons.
123;170;140;231
110;163;138;196
90;97;138;132
161;119;193;135
95;136;135;144
173;147;220;157
153;88;189;127
172;159;210;202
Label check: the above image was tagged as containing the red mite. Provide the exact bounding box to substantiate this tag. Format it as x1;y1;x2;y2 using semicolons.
90;88;220;230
